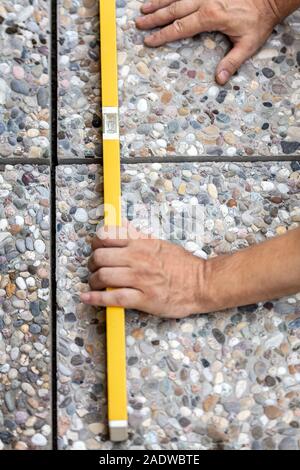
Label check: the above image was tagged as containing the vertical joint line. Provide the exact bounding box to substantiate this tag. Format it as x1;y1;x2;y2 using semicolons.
50;0;58;451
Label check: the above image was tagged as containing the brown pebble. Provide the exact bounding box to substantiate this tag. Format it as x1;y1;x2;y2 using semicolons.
14;441;28;450
245;147;254;155
85;344;94;356
207;425;228;443
227;198;237;208
288;365;296;375
178;107;189;116
264;405;283;419
5;282;16;298
270;196;283;204
27;398;39;409
161;91;172;104
40;199;49;207
58;416;71;437
131;328;144;340
203;395;219;412
180;368;188;381
10;224;22;235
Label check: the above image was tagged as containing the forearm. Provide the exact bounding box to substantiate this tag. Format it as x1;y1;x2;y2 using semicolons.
270;0;300;19
203;228;300;313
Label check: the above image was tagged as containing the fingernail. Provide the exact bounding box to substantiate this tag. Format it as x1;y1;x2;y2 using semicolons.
217;69;230;84
142;2;153;12
80;292;90;302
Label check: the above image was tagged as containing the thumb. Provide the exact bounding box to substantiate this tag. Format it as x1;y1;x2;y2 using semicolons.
215;40;252;85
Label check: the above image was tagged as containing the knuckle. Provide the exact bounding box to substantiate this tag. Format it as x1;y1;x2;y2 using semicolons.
100;237;110;247
168;2;178;18
173;19;184;34
201;3;221;22
94;249;102;266
226;57;239;71
97;269;107;283
130;240;145;256
89;274;96;289
89;292;97;303
87;254;93;269
115;291;127;306
200;6;210;18
91;236;99;250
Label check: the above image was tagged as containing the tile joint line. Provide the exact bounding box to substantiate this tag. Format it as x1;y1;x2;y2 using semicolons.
54;155;300;166
0;154;299;166
50;0;58;451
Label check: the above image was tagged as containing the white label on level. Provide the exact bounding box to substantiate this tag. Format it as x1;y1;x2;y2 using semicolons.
103;107;119;140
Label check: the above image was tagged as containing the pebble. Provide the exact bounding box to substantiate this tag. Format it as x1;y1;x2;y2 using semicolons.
34;240;46;254
31;434;47;447
278;438;297;450
74;208;88;223
21;383;36;397
16;277;26;290
10;80;30;96
37;88;49;108
264;406;283;420
207;184;218;200
137;99;148;113
262;67;275;78
281;141;300;154
4;392;15;413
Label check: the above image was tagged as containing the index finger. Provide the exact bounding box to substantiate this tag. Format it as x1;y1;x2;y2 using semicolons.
144;10;206;47
136;0;198;31
91;226;130;250
141;0;176;14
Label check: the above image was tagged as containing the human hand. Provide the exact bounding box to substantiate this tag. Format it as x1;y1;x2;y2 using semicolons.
80;223;207;318
135;0;289;84
81;221;300;318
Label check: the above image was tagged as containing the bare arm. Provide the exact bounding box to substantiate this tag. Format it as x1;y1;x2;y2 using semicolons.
81;225;300;318
136;0;300;84
204;227;300;313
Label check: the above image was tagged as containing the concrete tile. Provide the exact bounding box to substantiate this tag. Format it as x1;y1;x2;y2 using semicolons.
0;164;51;450
0;1;50;160
56;161;300;449
57;1;300;159
118;3;300;158
57;0;101;159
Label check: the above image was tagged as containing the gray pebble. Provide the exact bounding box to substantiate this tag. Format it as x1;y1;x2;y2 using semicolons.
10;79;30;96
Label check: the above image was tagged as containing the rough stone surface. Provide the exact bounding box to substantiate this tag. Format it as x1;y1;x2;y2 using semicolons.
56;162;300;450
2;0;300;453
57;2;300;159
0;1;50;159
58;0;101;158
0;165;51;450
118;3;300;158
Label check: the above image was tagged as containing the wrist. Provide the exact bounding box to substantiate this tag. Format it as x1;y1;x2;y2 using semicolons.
266;0;300;21
193;255;229;315
199;253;244;314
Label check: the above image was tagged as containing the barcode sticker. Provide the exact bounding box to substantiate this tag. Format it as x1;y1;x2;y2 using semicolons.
103;107;119;140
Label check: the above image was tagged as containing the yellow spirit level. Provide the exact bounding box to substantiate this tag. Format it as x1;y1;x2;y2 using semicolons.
99;0;128;442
